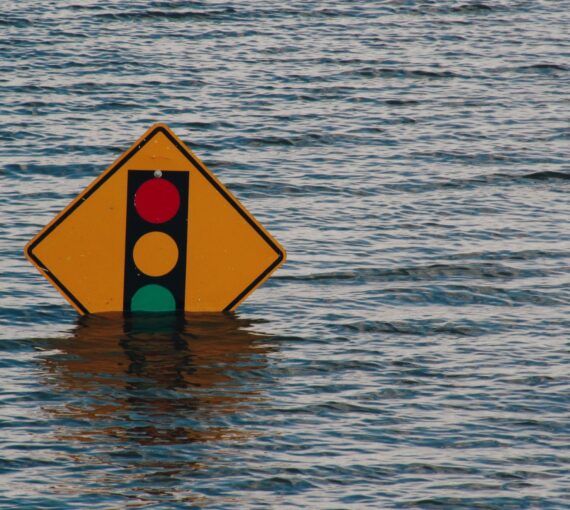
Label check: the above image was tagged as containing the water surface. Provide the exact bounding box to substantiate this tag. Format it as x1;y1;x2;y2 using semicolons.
1;1;569;508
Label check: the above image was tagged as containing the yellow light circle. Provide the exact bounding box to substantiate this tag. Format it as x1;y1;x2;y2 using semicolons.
133;231;179;277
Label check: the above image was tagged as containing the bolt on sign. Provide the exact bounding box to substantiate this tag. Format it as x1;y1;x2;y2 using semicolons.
24;124;286;314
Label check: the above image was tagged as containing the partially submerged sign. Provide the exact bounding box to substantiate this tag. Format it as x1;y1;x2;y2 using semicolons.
25;123;286;314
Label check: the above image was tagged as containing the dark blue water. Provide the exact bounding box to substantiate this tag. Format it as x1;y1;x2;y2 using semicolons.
1;1;570;508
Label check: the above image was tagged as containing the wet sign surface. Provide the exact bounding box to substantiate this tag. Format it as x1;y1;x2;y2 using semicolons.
25;124;286;314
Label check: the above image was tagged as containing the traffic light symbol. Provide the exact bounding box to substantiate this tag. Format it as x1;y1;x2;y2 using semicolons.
124;170;189;313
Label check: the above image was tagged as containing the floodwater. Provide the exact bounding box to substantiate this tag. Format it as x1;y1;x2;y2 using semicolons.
1;1;570;508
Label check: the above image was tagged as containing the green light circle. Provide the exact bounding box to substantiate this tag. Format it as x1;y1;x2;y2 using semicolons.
131;284;176;313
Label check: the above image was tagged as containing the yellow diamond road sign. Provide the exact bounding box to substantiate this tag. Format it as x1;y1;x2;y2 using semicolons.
24;123;286;314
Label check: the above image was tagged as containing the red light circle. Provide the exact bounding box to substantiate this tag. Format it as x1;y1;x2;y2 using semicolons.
134;178;180;224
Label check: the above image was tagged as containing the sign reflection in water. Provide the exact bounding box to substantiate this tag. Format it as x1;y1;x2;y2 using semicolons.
37;313;274;497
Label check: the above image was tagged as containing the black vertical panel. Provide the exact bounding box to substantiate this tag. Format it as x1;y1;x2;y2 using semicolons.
123;170;189;312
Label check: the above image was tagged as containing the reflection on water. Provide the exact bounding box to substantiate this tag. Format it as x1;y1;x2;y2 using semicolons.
39;313;274;448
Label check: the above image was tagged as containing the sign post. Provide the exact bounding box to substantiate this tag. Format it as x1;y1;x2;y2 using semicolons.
24;124;286;314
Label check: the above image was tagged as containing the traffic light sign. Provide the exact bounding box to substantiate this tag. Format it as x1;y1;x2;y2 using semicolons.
124;170;189;313
24;124;286;314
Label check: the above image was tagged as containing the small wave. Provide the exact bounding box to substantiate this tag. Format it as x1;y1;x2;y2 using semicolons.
234;132;360;148
280;401;381;415
277;263;545;284
380;170;570;194
424;2;504;15
149;0;214;7
298;8;351;18
485;416;568;433
501;375;557;387
517;63;569;73
0;17;31;27
0;304;75;332
253;7;373;20
178;120;236;131
390;2;500;17
344;67;462;80
228;181;348;198
401;463;479;475
522;171;570;180
342;318;495;337
414;150;513;164
381;175;495;194
414;150;565;166
385;99;420;106
1;163;96;178
93;8;236;21
449;3;494;13
489;63;569;77
448;249;569;262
